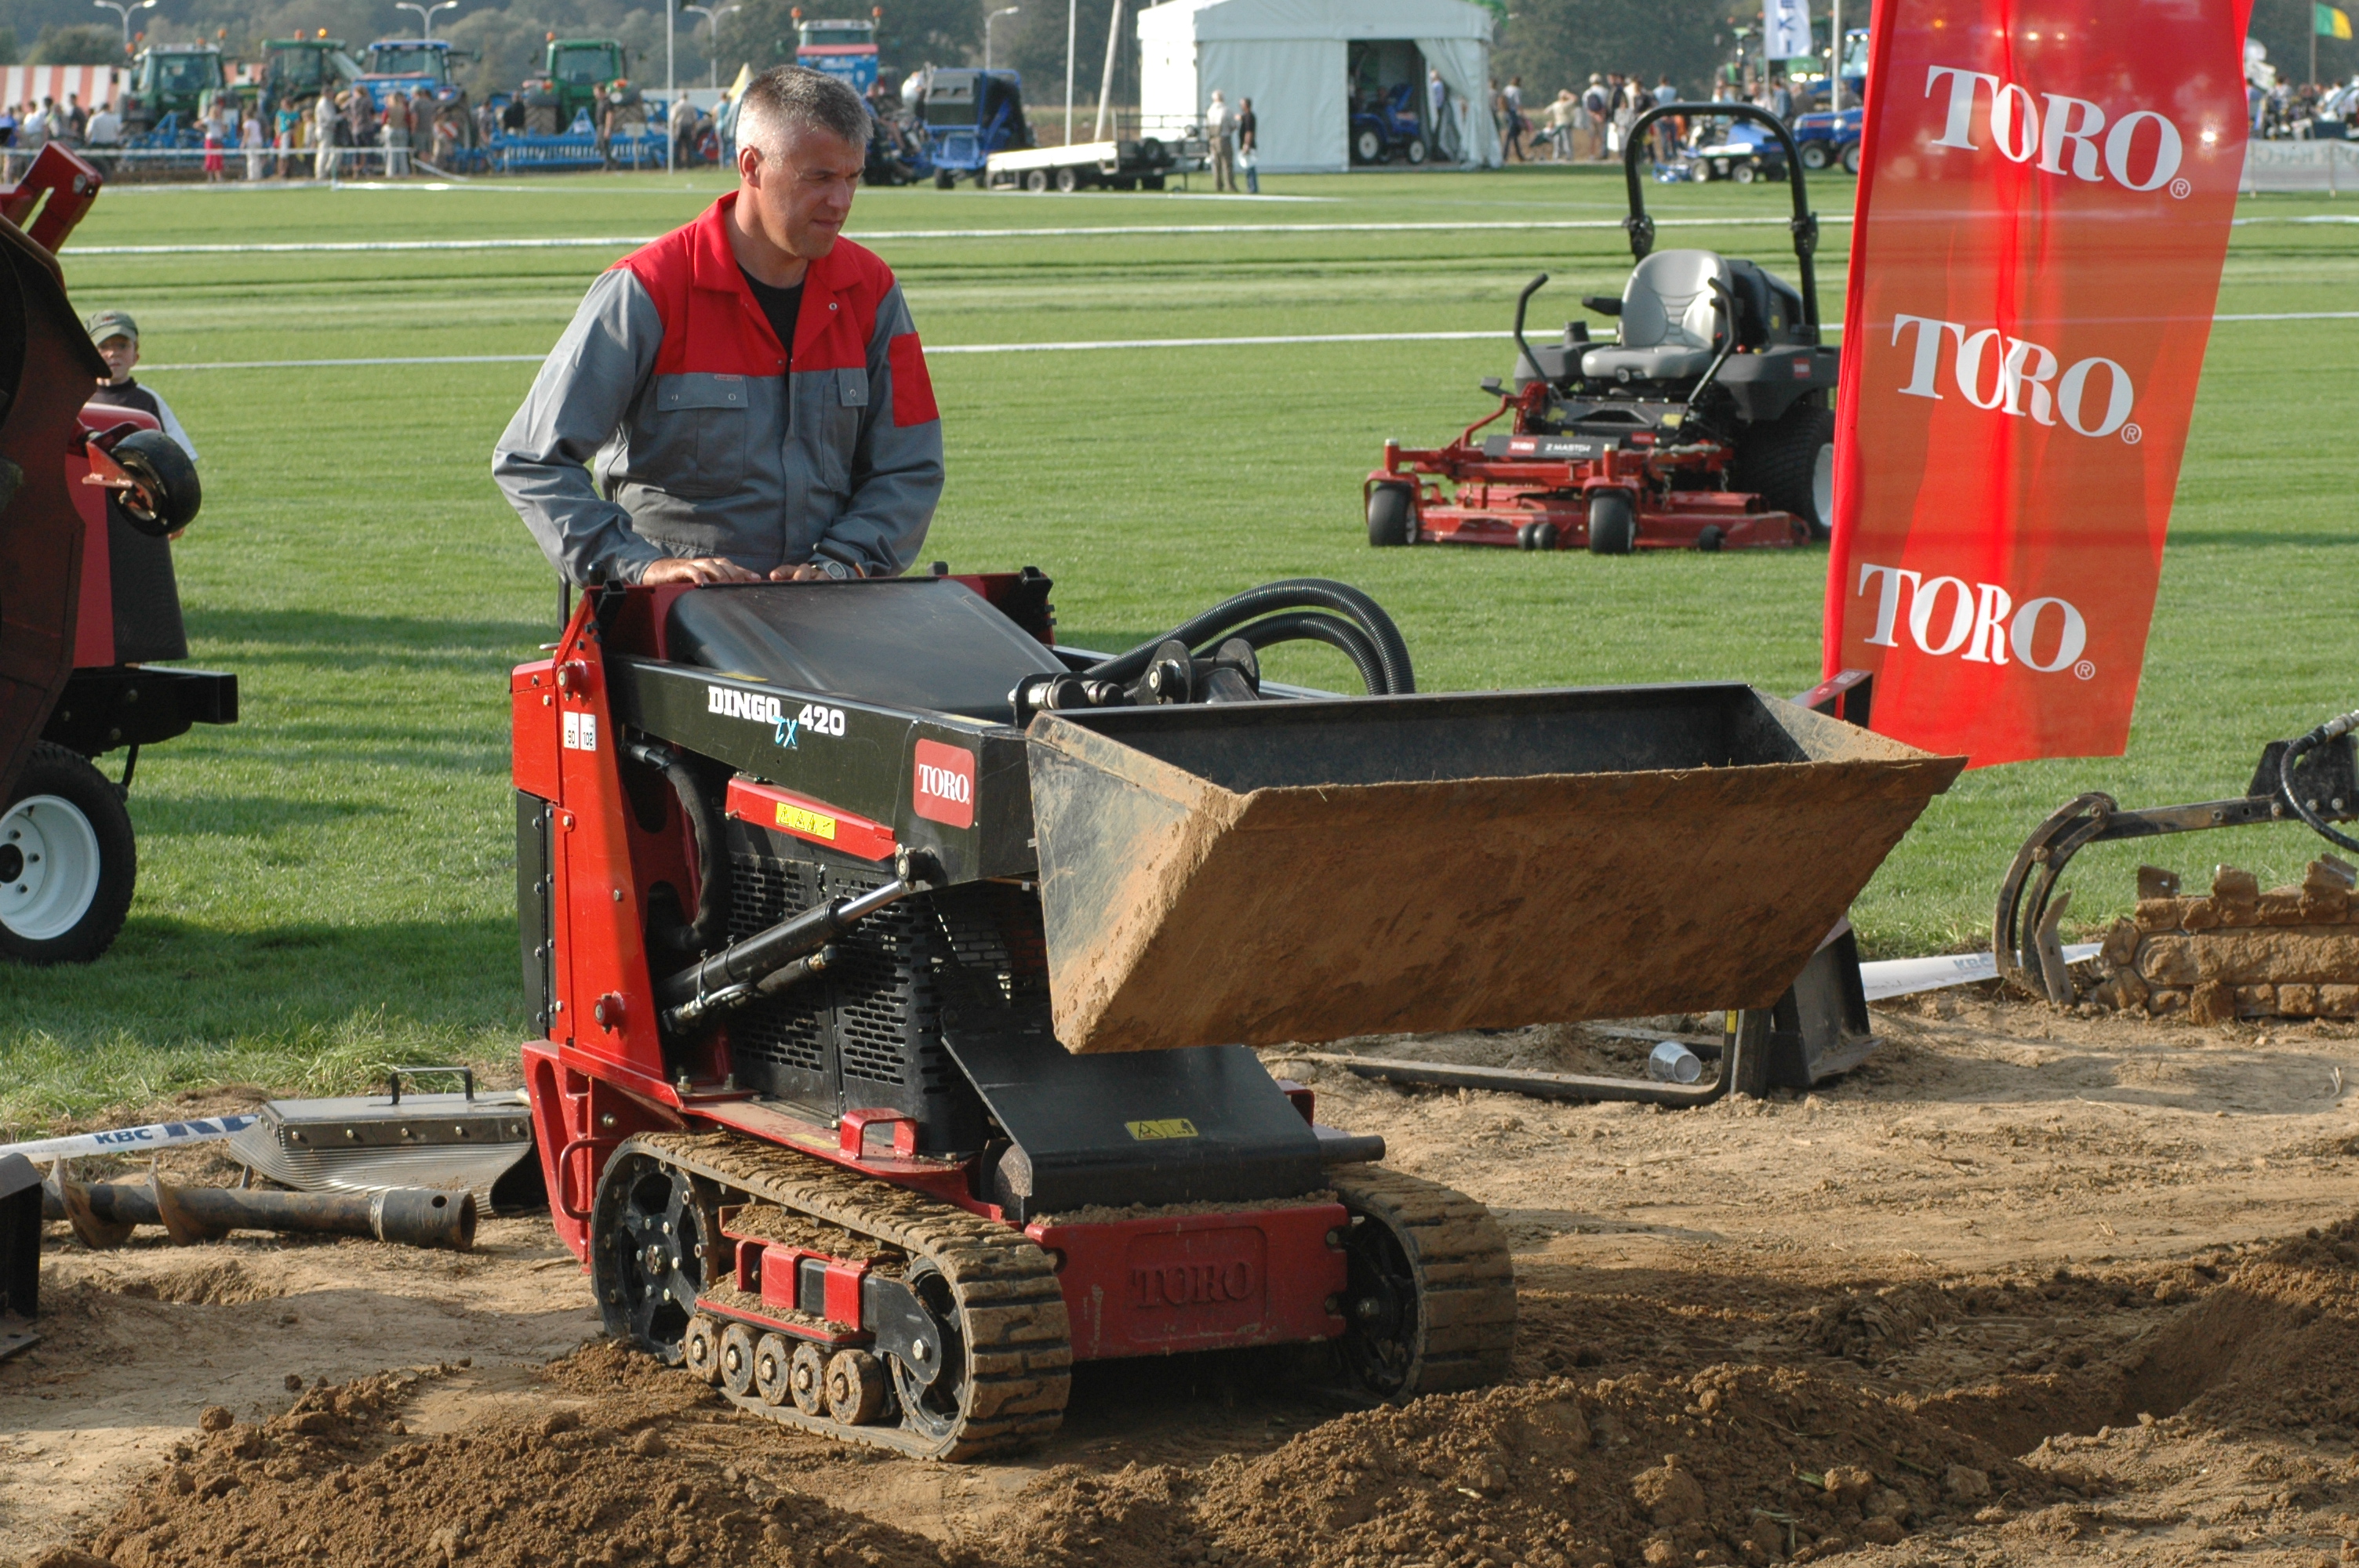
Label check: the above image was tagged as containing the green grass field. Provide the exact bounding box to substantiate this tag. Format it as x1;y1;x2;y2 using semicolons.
4;165;2353;1133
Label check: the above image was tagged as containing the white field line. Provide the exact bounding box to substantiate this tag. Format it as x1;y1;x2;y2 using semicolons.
134;310;2356;373
67;215;1856;256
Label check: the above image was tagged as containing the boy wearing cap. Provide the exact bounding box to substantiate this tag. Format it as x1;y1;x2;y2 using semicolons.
84;310;200;464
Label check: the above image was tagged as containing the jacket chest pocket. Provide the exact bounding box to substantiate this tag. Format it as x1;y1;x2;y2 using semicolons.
649;373;751;498
810;368;867;489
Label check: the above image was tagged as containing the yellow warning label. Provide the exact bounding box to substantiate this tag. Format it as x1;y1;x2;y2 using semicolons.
1125;1118;1199;1142
776;803;838;840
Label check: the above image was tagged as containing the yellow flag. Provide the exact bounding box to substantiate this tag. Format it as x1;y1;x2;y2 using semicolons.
726;62;752;100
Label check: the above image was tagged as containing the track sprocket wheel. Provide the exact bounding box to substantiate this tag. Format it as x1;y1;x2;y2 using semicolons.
590;1142;722;1364
1330;1165;1518;1399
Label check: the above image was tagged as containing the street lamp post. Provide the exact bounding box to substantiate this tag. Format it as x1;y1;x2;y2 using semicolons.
983;5;1017;71
683;2;740;90
394;0;458;37
92;0;157;49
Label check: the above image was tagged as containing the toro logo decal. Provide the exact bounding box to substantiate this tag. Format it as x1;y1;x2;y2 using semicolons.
911;740;976;829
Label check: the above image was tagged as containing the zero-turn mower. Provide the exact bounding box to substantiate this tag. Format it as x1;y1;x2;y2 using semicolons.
0;146;236;965
1367;103;1838;555
517;568;1961;1457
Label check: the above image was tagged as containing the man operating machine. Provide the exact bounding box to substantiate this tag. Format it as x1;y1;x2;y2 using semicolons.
494;66;943;587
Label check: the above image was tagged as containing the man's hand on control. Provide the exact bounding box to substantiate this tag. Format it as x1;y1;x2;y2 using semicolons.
642;556;761;585
769;563;847;582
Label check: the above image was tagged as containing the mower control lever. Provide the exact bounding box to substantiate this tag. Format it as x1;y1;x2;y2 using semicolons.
1581;296;1623;317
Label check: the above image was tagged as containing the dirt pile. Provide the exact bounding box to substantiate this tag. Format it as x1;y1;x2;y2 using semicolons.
977;1364;2048;1568
64;1344;961;1568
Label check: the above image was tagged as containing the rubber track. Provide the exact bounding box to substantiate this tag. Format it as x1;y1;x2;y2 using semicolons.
637;1130;1072;1461
1329;1165;1518;1394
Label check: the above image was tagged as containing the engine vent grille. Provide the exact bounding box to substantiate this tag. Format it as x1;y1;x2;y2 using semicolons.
725;854;827;1075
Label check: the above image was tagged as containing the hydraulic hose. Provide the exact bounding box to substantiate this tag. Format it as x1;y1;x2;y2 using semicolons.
627;740;729;953
1219;611;1389;695
2281;709;2359;855
1085;579;1415;695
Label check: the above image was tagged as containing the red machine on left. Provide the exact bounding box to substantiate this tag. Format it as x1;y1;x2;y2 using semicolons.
0;145;238;963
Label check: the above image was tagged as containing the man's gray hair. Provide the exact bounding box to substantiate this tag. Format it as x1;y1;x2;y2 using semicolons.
738;65;870;156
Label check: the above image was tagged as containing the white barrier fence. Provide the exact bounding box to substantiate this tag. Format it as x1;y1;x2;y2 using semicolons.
2241;137;2359;194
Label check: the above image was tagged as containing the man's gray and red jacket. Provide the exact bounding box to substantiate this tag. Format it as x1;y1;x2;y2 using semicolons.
494;194;943;585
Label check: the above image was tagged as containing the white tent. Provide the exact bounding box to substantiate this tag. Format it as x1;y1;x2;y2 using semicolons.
1137;0;1499;175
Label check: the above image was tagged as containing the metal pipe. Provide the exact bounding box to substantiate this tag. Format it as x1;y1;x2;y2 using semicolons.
658;880;911;1022
42;1181;477;1250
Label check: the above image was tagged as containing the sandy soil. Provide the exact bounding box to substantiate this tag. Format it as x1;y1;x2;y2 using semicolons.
9;993;2359;1568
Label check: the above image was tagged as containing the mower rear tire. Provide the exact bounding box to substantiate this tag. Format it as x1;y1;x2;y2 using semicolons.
1586;492;1636;555
1733;401;1837;538
1366;482;1416;547
0;742;135;966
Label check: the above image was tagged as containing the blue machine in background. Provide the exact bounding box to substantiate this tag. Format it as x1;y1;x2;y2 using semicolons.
919;67;1031;187
797;14;882;97
1350;81;1428;164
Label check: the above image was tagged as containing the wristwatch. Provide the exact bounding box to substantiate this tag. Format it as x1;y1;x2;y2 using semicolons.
813;557;857;581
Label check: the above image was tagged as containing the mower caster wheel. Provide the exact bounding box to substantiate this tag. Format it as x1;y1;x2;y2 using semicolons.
825;1349;886;1425
718;1322;759;1398
108;428;202;536
788;1341;827;1416
753;1332;795;1407
1696;525;1725;553
1586;492;1636;555
1366;482;1415;547
683;1315;725;1385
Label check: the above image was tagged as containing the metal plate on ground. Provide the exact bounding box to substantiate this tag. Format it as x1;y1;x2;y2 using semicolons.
227;1071;541;1214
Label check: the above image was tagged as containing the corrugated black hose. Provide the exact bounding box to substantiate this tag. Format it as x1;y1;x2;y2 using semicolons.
1084;579;1415;695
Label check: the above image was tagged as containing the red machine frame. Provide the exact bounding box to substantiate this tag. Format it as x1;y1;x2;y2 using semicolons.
1368;381;1812;554
514;586;1351;1368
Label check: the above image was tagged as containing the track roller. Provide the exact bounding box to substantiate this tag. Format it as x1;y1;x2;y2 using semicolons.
597;1132;1071;1460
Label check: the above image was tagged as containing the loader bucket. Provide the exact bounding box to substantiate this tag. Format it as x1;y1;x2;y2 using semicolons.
0;214;105;799
1027;685;1963;1054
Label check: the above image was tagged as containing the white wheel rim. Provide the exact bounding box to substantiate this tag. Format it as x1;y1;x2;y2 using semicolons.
1812;441;1836;527
0;793;103;942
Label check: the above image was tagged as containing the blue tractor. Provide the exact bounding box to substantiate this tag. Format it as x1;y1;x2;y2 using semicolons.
1790;106;1862;174
918;67;1030;187
1350;81;1428;164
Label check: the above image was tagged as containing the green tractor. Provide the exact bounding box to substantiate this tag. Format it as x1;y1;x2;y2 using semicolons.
259;37;362;119
122;43;227;144
518;38;641;134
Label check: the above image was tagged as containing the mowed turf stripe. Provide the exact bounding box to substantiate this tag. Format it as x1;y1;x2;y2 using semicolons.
135;310;2359;372
68;214;1859;256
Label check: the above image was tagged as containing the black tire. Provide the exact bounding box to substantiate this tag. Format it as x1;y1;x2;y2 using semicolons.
1840;141;1862;175
1696;524;1725;553
1732;401;1837;538
1354;128;1383;163
1405;136;1427;165
1514;522;1537;551
1055;165;1078;193
0;742;136;965
1586;492;1636;555
1799;142;1829;170
933;168;954;189
108;429;202;536
1733;162;1757;184
1024;169;1049;193
1366;482;1415;546
1528;521;1558;550
1143;173;1165;190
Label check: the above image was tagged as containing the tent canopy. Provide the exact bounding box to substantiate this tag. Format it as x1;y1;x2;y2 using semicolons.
1138;0;1499;175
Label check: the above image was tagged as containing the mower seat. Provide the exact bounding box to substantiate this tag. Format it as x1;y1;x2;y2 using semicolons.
1581;249;1732;384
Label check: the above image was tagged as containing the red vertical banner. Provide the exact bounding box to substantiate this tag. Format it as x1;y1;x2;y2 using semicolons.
1824;0;2252;766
